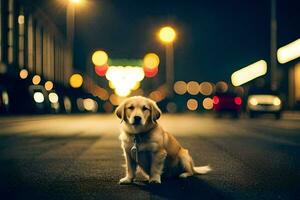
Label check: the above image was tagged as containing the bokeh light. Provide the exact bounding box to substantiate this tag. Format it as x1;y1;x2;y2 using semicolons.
231;60;267;86
33;92;44;103
166;102;177;113
48;92;59;104
76;98;84;111
19;69;28;79
174;81;187;95
187;98;198;111
69;74;83;88
106;66;145;97
109;94;126;106
144;66;158;77
95;64;109;76
187;81;199;95
103;101;113;113
202;97;214;110
159;26;176;43
92;50;108;66
83;98;98;112
234;86;245;97
199;82;213;96
215;81;228;93
132;82;140;90
143;53;160;69
45;81;53;91
277;38;300;64
149;90;163;102
234;97;242;105
18;15;24;24
69;0;82;4
2;91;9;106
94;87;109;101
64;96;72;113
32;75;41;85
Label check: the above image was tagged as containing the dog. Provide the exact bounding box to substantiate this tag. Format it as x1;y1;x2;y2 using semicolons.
116;96;211;184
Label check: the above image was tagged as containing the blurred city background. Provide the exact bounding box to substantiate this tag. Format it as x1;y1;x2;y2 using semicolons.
0;0;300;117
1;1;300;199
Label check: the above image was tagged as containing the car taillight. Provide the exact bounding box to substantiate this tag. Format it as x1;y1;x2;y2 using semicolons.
234;97;242;105
213;96;219;104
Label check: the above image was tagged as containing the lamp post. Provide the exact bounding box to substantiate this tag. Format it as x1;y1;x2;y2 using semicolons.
66;0;83;85
158;26;176;93
270;0;277;90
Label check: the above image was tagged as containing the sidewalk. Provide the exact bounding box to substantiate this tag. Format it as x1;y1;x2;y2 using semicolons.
282;111;300;120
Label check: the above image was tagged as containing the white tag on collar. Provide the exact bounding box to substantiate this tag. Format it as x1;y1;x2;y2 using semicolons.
131;142;138;162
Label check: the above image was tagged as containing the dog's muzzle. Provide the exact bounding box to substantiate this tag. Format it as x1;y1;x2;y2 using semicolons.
132;116;142;125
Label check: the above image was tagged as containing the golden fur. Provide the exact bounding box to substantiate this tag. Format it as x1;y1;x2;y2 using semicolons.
116;96;211;184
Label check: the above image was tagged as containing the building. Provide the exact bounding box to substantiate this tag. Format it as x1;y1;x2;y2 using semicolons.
0;0;72;113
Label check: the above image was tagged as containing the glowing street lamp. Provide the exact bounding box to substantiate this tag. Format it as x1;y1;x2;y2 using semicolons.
92;50;108;66
143;53;160;69
159;26;176;44
277;38;300;64
231;60;267;86
66;0;84;84
158;26;176;93
69;73;83;88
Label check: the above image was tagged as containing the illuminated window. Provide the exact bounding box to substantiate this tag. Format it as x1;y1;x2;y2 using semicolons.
27;16;34;71
43;30;48;78
50;36;54;80
35;25;42;74
8;0;14;64
18;11;25;68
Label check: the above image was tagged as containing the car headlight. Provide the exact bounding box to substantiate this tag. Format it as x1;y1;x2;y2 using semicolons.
249;98;258;106
273;97;281;106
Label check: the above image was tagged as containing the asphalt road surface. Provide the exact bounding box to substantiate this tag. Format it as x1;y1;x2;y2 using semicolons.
0;114;299;200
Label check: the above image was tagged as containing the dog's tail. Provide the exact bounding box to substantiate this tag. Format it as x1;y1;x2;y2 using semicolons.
193;165;212;174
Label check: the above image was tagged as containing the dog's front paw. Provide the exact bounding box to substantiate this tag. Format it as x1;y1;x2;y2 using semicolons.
149;175;161;184
119;176;133;185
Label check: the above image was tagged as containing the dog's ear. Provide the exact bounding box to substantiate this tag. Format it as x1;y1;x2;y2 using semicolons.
150;100;161;122
115;102;126;121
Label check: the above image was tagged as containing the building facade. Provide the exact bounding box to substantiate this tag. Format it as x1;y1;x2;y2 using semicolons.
0;0;71;85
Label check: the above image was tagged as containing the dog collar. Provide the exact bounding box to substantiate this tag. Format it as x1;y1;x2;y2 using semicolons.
131;137;138;162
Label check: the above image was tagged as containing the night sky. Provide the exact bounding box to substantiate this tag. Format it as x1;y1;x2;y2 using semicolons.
40;0;300;83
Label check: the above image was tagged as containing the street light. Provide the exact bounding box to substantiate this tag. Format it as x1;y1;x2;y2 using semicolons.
159;27;176;43
158;26;176;94
65;0;84;85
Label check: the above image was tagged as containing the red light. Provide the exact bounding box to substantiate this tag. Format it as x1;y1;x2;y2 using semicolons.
213;96;219;104
143;66;158;77
95;64;109;76
234;97;242;105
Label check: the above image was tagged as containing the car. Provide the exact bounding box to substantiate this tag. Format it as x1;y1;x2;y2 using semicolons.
213;92;242;118
247;89;282;119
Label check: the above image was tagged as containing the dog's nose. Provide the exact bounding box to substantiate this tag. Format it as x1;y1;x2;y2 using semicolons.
133;116;142;124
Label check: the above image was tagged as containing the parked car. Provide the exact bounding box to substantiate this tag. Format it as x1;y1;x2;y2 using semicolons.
213;92;242;118
247;89;282;119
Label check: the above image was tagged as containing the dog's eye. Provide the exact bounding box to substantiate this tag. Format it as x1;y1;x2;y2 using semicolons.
142;106;150;111
127;106;134;110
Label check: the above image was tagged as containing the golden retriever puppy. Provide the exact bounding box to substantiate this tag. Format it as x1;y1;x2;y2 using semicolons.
116;96;211;184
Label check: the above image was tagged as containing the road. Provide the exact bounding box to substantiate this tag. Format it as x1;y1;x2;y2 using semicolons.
0;114;299;200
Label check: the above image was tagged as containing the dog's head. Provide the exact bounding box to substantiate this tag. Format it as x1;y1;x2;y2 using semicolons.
115;96;161;133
